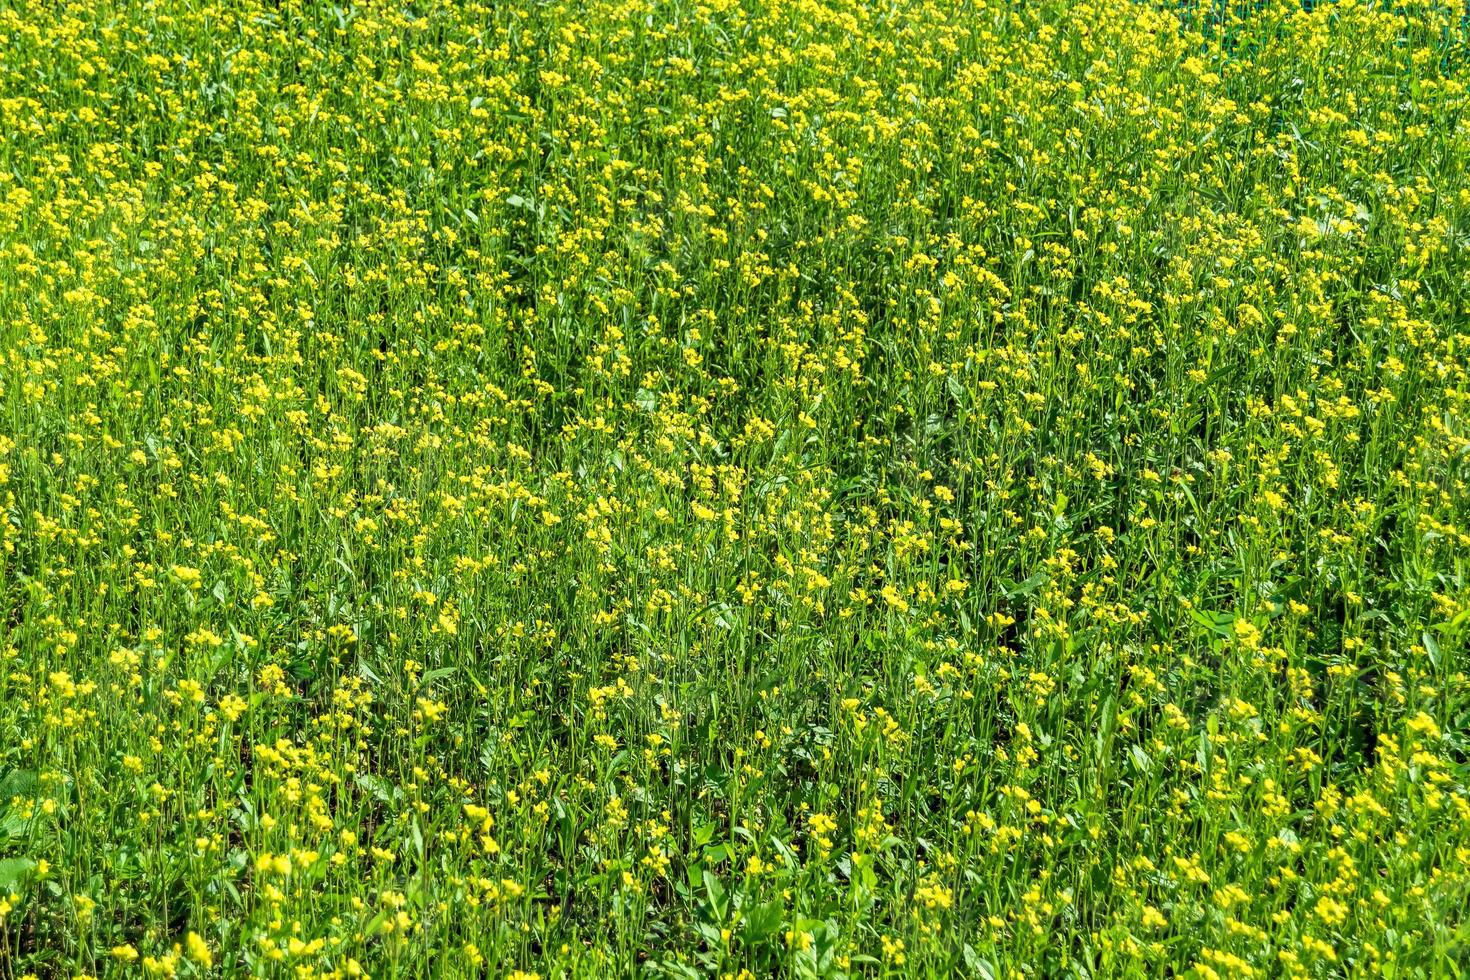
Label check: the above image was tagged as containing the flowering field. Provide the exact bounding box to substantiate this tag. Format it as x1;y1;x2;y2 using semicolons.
2;0;1469;975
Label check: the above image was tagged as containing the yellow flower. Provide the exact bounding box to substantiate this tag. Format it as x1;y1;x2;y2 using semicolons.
186;931;213;969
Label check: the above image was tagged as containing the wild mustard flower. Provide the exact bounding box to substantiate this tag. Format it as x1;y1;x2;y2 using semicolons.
0;0;1467;975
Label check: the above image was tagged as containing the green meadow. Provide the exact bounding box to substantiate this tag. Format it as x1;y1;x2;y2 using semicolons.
1;0;1468;975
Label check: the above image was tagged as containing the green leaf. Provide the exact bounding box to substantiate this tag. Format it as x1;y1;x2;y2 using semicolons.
743;900;783;940
1187;607;1236;637
0;769;37;803
703;870;728;921
418;666;457;689
1423;631;1441;670
1003;572;1046;599
963;944;997;979
0;857;36;893
354;773;401;804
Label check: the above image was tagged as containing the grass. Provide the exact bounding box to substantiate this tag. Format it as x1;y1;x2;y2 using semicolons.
1;0;1469;975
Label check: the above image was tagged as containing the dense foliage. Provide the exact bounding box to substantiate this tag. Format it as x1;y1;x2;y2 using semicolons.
2;0;1469;975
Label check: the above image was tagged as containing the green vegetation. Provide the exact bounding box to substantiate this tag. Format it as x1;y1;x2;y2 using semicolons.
1;0;1468;975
